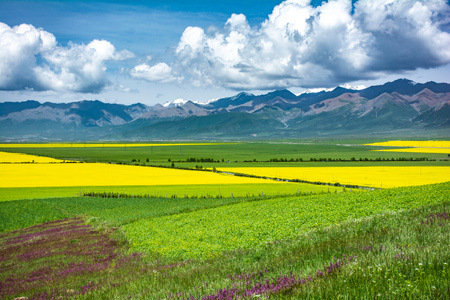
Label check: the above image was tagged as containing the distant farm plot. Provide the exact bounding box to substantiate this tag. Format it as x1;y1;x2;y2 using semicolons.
0;163;277;188
365;140;450;155
0;181;339;202
217;166;450;188
373;147;450;154
0;162;342;201
1;141;446;167
0;147;344;201
365;141;450;148
0;142;227;148
0;151;68;163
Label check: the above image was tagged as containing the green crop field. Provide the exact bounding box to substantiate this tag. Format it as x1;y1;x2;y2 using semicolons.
124;183;449;260
0;140;449;299
0;194;271;232
1;140;448;168
0;182;341;202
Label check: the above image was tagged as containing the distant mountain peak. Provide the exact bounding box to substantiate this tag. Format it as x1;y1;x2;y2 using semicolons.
230;92;254;101
263;89;297;99
197;98;219;105
297;87;334;96
339;83;367;90
297;84;366;96
394;78;417;84
163;98;189;108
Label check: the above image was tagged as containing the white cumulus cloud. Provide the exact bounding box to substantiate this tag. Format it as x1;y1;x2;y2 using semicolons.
0;22;134;93
130;62;179;83
167;0;450;90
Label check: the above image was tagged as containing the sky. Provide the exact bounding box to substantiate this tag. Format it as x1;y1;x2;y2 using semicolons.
0;0;450;106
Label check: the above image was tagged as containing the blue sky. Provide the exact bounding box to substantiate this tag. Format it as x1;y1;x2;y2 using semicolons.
1;1;285;54
1;0;449;105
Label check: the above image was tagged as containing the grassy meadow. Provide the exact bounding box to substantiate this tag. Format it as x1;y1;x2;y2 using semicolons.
0;140;449;299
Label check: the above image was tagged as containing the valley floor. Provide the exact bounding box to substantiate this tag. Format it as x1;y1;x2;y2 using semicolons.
1;140;449;299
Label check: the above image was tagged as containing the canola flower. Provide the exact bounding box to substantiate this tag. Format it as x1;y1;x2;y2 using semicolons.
365;140;450;154
217;166;450;188
0;142;229;148
0;163;278;188
364;141;450;148
0;151;67;163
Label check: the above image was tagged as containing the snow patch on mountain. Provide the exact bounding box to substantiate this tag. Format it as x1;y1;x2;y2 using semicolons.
195;98;219;105
296;84;366;96
339;83;367;90
296;87;334;96
163;98;189;107
230;92;254;100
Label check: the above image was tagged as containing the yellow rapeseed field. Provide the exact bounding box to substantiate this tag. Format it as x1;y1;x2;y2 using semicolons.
217;166;450;188
0;163;278;188
365;141;450;154
0;151;67;163
0;143;228;148
365;141;450;148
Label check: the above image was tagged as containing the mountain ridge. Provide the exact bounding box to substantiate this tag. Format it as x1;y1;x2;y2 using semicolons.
1;79;449;140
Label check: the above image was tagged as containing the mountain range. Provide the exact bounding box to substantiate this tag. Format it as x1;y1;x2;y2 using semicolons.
1;79;449;141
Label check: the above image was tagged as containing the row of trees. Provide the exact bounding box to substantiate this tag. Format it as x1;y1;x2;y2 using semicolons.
129;156;434;164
